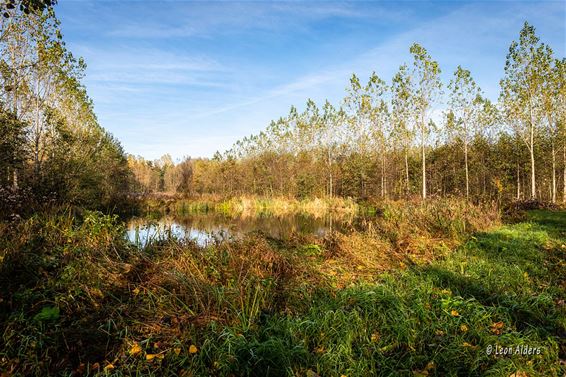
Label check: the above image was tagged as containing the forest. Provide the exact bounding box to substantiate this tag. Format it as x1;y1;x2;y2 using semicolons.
0;1;565;376
129;29;565;204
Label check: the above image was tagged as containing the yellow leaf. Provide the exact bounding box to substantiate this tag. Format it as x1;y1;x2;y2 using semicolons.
462;342;479;350
425;361;435;371
460;324;469;333
509;371;528;377
189;344;198;354
450;310;460;317
129;342;142;356
146;353;164;361
104;363;115;371
174;347;181;356
371;332;379;342
133;287;140;295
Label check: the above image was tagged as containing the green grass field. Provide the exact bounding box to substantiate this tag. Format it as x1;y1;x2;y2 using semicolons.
0;206;564;376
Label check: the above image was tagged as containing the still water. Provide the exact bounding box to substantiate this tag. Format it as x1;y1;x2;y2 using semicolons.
126;212;359;247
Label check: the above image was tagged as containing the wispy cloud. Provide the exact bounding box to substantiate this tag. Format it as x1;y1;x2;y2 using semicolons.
57;0;565;160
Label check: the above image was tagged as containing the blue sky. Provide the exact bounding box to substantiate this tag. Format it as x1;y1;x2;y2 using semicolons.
56;1;565;161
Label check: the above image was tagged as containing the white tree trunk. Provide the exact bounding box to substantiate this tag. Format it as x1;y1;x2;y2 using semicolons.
529;124;536;199
464;140;469;199
421;122;426;200
405;149;409;197
552;141;556;203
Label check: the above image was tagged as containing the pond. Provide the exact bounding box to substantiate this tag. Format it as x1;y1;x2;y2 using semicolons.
126;211;363;247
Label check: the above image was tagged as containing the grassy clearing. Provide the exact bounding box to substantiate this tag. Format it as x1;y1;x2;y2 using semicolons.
0;202;564;376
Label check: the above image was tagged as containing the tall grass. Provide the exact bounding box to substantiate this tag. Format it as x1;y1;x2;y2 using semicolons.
145;196;359;218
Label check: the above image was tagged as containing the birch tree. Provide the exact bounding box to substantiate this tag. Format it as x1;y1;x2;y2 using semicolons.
409;43;442;199
391;64;414;196
447;66;483;199
500;22;544;199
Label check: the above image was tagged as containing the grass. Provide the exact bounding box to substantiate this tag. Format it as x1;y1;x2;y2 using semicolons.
0;202;564;376
143;196;360;218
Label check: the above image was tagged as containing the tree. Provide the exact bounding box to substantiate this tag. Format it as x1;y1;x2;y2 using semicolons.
500;22;545;199
539;46;561;203
0;108;25;187
554;58;566;203
1;0;57;18
409;43;442;199
447;66;484;199
366;72;390;198
391;64;414;197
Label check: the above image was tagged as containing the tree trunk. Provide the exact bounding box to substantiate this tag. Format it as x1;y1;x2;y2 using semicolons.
421;123;426;200
552;140;556;203
328;149;333;198
517;163;521;200
464;141;469;200
529;124;536;199
563;143;566;203
381;154;386;198
405;149;409;197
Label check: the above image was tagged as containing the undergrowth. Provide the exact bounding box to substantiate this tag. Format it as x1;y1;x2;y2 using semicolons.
0;201;564;376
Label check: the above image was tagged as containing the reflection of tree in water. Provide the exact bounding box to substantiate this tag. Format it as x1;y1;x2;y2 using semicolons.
126;211;364;247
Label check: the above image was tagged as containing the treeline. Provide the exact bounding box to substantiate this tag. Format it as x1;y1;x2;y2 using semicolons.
133;22;565;204
0;3;130;214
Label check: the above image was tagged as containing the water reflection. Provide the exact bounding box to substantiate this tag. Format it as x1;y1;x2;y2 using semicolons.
126;212;358;247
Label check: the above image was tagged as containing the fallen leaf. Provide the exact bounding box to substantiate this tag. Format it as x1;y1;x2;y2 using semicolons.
450;310;460;317
490;321;505;335
371;332;379;342
460;324;469;333
189;344;198;354
174;347;181;356
146;353;164;361
129;342;142;356
509;371;528;377
104;363;115;371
